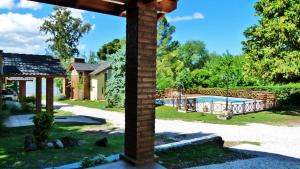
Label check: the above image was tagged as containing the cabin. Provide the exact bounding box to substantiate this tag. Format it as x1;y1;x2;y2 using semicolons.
69;58;111;100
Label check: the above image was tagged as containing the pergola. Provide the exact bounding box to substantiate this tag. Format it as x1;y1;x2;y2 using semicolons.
28;0;177;167
0;51;66;113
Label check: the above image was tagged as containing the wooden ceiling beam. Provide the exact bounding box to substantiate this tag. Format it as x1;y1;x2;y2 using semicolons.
29;0;177;17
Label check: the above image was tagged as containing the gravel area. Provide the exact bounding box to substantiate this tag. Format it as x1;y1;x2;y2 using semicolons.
52;102;300;161
188;157;300;169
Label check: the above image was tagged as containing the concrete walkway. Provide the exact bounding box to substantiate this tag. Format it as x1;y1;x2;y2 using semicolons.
188;157;300;169
5;114;105;127
52;102;300;160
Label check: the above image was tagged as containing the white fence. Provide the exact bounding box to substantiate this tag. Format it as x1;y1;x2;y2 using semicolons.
161;98;276;115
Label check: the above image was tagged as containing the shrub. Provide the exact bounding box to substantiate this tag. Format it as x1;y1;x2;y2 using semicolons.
3;101;22;113
23;102;35;113
0;110;10;131
56;95;67;101
33;112;54;143
25;96;36;104
81;154;107;168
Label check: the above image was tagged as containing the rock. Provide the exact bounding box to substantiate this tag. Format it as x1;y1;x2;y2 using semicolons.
47;142;55;149
78;140;86;145
24;135;34;150
54;139;64;149
61;136;79;147
95;138;108;147
26;143;38;151
212;136;224;147
37;141;48;149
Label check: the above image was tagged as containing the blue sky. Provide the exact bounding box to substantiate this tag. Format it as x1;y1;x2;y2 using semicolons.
0;0;258;56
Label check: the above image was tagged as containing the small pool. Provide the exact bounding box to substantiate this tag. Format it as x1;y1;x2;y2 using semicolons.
197;96;254;103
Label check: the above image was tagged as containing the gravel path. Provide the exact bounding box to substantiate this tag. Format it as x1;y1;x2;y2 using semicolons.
188;157;300;169
53;102;300;160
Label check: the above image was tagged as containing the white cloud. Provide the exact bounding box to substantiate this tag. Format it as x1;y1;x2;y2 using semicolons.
166;12;205;22
17;0;43;10
0;0;14;9
0;12;47;54
91;24;96;31
68;8;86;20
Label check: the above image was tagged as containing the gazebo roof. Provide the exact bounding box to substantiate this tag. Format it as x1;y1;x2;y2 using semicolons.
1;52;66;77
30;0;177;17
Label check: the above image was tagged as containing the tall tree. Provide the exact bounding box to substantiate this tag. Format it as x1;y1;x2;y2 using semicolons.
40;7;91;68
157;17;179;59
88;51;99;64
178;40;209;70
97;39;122;61
105;48;125;108
243;0;300;83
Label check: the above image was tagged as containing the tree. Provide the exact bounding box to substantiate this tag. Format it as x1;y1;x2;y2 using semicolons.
40;7;91;91
190;69;211;88
88;51;99;64
105;48;125;108
40;7;91;68
157;17;179;59
178;40;209;70
243;0;300;83
97;39;122;61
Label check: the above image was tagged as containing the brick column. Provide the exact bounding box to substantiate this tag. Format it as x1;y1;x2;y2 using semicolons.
46;78;54;113
19;81;26;106
36;77;42;113
123;1;157;166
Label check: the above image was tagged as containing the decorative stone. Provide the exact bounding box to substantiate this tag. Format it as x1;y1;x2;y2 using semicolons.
24;135;34;151
47;142;55;149
95;138;108;147
25;143;38;152
61;136;80;147
54;139;64;149
211;136;224;147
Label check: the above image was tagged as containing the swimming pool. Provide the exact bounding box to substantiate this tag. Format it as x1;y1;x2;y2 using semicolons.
196;96;254;103
159;95;264;114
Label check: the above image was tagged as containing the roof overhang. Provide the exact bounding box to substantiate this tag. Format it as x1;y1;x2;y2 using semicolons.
29;0;177;18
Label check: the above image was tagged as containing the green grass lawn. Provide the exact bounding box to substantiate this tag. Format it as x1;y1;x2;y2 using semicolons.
157;141;254;169
0;122;124;169
59;100;300;126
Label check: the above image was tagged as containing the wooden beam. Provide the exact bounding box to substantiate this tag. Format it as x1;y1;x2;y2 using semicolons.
29;0;177;16
36;77;42;113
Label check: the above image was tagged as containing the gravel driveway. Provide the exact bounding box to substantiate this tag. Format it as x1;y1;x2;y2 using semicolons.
52;102;300;163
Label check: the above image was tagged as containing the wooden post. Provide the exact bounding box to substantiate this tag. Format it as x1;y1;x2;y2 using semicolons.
122;0;157;165
36;77;42;113
19;81;26;107
63;78;70;98
0;50;3;110
46;78;54;113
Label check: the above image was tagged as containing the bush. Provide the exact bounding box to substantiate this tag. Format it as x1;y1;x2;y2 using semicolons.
23;102;35;113
33;112;54;143
0;110;10;130
81;154;107;168
25;96;36;104
56;95;67;101
3;101;22;113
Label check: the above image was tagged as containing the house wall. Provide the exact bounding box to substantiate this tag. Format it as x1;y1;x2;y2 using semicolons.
90;72;106;100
